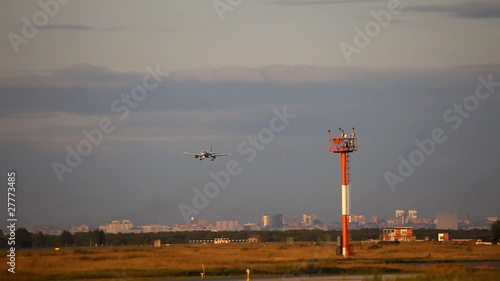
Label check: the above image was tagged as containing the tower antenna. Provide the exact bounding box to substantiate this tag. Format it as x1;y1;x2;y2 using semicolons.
329;127;357;257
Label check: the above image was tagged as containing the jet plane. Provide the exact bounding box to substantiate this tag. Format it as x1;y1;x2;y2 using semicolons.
183;144;231;161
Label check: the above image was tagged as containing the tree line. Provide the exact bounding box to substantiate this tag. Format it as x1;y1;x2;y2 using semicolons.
1;222;498;249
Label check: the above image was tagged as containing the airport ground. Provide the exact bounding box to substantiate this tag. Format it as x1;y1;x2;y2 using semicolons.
2;241;500;280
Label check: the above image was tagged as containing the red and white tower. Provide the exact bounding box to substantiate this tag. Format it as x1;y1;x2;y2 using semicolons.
329;127;357;257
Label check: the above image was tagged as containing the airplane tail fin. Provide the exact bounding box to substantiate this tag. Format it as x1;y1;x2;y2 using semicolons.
210;143;213;152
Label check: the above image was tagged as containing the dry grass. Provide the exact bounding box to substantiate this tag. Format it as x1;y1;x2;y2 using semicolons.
355;242;498;261
1;242;499;280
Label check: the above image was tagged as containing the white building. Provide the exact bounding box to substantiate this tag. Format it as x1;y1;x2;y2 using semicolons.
216;220;242;231
436;212;458;230
69;224;90;234
140;223;170;233
408;210;418;223
99;220;134;233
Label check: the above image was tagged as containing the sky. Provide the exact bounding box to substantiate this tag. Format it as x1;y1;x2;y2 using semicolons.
1;0;499;229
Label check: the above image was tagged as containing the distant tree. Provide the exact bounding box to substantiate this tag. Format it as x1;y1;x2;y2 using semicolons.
492;220;500;244
0;229;6;248
72;231;90;246
91;229;106;246
59;230;74;247
110;233;129;246
15;228;32;248
33;231;46;248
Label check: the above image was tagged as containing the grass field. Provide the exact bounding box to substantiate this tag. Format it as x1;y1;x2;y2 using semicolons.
1;242;499;280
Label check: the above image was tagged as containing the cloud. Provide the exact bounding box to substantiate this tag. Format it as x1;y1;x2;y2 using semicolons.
4;63;500;90
0;112;112;149
168;64;500;85
0;64;140;89
38;24;97;30
0;64;370;88
38;23;172;32
168;65;377;84
0;104;300;150
407;1;500;18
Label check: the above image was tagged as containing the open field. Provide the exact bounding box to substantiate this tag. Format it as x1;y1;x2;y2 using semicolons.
1;242;499;280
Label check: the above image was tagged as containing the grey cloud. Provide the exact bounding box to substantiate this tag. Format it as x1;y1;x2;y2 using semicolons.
38;23;172;32
39;24;97;30
104;24;173;32
407;2;500;18
2;64;500;117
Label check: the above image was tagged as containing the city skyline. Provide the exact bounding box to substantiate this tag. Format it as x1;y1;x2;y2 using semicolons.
27;210;499;235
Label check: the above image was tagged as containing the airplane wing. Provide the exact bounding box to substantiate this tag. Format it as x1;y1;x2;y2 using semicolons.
183;152;199;156
212;153;231;157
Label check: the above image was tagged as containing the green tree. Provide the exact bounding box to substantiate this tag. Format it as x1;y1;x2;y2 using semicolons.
72;231;90;246
492;220;500;244
15;228;32;248
59;230;74;247
91;229;106;246
33;231;46;248
0;229;6;248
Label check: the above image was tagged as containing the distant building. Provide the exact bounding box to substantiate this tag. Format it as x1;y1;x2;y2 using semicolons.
302;214;318;226
129;227;143;234
190;216;197;225
467;217;496;230
99;220;134;233
283;218;299;227
30;226;62;235
438;233;451;242
243;223;261;231
380;219;395;228
350;215;365;224
262;214;272;228
408;210;418;223
272;214;283;229
140;223;170;233
364;222;379;229
381;227;415;242
216;220;242;231
395;210;405;226
198;219;209;227
436;212;458;230
69;224;90;234
261;214;283;230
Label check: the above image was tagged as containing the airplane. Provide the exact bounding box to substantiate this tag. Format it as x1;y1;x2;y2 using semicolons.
183;144;231;161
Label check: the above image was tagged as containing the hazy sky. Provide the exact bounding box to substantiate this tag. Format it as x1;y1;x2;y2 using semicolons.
1;0;499;229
